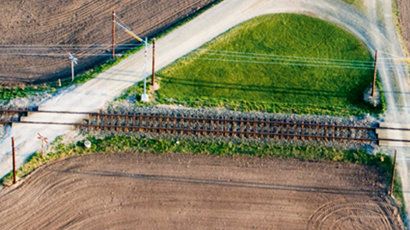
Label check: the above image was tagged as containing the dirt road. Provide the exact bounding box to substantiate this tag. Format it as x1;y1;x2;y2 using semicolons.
0;153;403;229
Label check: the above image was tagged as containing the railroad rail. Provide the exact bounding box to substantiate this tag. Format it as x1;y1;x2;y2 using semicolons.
0;109;409;144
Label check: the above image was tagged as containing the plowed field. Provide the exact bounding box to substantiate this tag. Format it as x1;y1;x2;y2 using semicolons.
0;153;403;229
397;0;410;53
0;0;216;85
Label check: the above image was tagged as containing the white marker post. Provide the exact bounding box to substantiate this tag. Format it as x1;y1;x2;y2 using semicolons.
68;53;78;82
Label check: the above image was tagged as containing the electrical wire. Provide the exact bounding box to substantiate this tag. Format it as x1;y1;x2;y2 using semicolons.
199;49;409;68
200;51;376;68
0;44;142;48
189;49;405;70
199;49;376;64
0;53;121;57
183;57;379;70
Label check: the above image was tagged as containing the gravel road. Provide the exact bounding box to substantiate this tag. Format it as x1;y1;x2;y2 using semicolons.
0;0;409;220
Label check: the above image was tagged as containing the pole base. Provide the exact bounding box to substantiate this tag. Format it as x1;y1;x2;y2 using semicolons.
141;93;149;102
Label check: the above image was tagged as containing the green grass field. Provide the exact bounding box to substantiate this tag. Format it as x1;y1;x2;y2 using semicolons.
155;14;381;116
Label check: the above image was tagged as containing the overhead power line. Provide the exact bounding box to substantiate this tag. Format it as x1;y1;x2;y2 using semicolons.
0;44;141;48
182;49;405;70
0;52;120;57
183;57;380;70
199;49;376;64
200;51;376;68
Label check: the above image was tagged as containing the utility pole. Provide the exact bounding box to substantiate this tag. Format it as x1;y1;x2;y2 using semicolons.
372;50;378;97
152;38;156;86
390;150;397;197
11;137;16;184
141;37;149;102
112;11;116;59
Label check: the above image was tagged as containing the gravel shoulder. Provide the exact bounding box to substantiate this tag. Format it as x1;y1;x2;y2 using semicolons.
0;153;403;229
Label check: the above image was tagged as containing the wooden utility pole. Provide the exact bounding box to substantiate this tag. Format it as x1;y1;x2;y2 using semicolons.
152;38;156;86
11;137;16;184
372;50;378;97
112;11;116;59
390;150;397;197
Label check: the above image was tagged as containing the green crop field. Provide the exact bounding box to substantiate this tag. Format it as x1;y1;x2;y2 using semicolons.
154;14;381;116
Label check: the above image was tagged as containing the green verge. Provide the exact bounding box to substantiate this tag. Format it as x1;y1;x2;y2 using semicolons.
0;135;404;220
341;0;365;11
0;0;223;102
153;14;382;116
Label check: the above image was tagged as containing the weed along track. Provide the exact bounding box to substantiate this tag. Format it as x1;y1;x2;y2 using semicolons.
1;108;409;146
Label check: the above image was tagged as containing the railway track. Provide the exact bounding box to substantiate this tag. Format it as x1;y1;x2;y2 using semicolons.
0;109;409;144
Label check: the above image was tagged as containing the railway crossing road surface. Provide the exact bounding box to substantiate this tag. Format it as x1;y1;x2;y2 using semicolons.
0;0;409;219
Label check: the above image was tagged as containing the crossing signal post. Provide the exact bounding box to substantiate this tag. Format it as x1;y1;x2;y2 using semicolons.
37;133;48;158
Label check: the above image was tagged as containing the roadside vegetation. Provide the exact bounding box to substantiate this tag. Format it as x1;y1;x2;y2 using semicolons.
150;14;382;116
341;0;365;11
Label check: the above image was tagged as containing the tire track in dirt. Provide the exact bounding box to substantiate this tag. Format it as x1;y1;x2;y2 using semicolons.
0;153;404;229
307;199;401;229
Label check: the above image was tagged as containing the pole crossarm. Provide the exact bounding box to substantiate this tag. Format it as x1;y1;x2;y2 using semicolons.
114;21;143;42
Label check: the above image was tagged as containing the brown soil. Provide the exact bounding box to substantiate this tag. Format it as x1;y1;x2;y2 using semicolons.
397;0;410;54
0;0;217;85
0;153;404;229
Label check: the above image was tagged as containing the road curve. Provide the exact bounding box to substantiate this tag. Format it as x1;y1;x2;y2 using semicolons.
1;0;409;217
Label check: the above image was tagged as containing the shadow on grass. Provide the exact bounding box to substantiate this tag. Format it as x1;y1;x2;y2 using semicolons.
161;76;350;98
